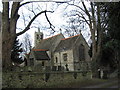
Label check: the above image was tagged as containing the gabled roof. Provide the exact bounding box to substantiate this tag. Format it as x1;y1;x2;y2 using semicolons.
36;33;64;51
33;51;50;60
55;34;80;52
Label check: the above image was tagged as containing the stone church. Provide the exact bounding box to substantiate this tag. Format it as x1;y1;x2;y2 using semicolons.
29;30;91;71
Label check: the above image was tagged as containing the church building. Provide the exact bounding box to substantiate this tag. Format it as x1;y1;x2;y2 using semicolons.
29;29;91;71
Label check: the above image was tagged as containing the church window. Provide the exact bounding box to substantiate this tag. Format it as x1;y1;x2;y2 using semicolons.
42;61;44;66
79;44;85;61
63;53;67;61
56;57;58;63
40;34;43;39
36;34;39;39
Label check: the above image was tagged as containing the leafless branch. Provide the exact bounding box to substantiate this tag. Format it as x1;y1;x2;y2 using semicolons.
17;28;23;31
11;2;20;18
44;11;55;32
36;4;43;11
21;9;26;27
76;14;90;26
102;19;109;29
22;33;32;53
66;3;86;14
25;3;36;16
82;2;91;19
16;10;53;36
19;2;31;8
19;1;70;8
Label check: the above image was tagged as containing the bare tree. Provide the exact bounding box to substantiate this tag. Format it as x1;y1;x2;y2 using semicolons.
63;17;82;37
2;0;66;70
64;1;104;62
22;33;32;54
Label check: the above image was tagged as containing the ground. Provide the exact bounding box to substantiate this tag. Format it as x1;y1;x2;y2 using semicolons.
77;78;119;88
2;71;119;88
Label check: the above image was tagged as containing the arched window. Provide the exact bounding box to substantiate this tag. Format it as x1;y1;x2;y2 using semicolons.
36;34;39;39
56;57;58;63
42;61;44;66
79;44;85;61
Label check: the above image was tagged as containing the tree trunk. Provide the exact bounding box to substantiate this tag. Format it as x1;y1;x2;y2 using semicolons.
96;3;102;66
90;2;97;62
2;2;20;71
90;3;103;77
2;2;11;70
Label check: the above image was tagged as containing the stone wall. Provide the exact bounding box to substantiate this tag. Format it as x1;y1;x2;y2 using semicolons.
34;60;50;69
54;50;74;71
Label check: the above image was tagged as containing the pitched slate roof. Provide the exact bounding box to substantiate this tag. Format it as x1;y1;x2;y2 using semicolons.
36;33;64;51
55;34;80;52
33;50;50;60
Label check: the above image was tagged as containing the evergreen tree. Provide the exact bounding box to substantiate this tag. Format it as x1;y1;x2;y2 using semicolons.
11;37;23;64
100;2;120;71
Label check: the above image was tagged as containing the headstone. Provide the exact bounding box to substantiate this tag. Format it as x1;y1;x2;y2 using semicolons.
44;73;50;82
100;70;104;79
58;66;62;71
52;66;57;71
103;70;108;79
73;72;77;79
65;64;69;71
98;69;101;78
45;66;51;72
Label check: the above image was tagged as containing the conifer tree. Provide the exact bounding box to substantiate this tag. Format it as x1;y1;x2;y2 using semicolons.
11;37;23;64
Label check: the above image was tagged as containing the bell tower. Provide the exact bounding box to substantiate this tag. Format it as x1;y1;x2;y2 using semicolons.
34;28;43;47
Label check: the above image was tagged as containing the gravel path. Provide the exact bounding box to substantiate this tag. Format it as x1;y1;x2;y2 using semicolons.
82;80;119;88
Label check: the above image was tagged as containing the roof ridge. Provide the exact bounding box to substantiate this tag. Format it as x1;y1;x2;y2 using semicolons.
43;33;61;40
32;49;48;51
61;34;80;40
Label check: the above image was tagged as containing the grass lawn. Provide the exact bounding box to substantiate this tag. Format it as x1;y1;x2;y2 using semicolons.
45;78;108;88
2;71;116;88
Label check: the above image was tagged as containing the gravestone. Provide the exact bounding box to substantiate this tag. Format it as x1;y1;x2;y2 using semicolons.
58;66;62;71
52;66;57;71
45;66;51;72
44;66;51;82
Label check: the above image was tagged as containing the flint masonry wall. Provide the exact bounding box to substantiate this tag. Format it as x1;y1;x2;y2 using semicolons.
54;50;74;71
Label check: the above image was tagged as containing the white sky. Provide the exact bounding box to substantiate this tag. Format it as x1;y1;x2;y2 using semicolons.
0;0;2;11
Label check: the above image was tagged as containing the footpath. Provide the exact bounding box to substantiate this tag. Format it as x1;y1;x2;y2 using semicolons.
82;78;119;88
